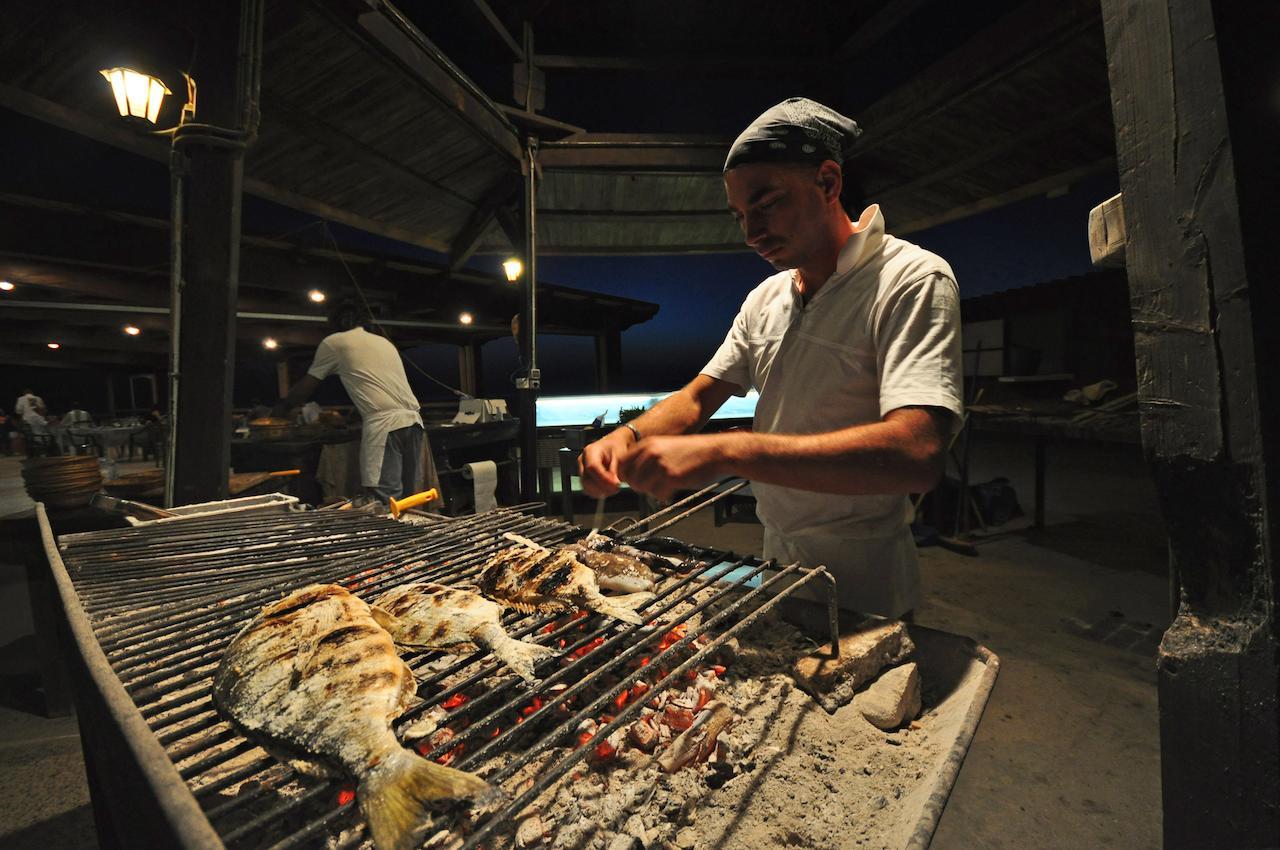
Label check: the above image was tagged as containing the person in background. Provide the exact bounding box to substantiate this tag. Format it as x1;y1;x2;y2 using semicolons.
272;299;424;505
64;402;93;427
14;387;49;436
579;98;963;621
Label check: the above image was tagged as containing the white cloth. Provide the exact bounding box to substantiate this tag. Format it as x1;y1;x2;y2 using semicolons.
307;327;422;486
700;204;962;616
64;409;93;426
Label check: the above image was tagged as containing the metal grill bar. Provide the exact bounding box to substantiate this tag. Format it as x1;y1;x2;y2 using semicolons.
51;487;838;850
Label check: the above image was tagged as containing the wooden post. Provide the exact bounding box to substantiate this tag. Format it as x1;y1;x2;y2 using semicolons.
593;330;623;392
457;343;481;398
276;360;290;399
171;1;255;505
1101;1;1280;845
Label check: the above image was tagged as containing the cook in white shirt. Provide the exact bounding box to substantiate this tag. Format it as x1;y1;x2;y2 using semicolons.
579;99;962;619
274;302;424;503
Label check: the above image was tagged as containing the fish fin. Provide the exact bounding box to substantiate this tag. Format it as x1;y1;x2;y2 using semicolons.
476;623;558;683
585;591;655;625
359;747;499;850
369;605;400;636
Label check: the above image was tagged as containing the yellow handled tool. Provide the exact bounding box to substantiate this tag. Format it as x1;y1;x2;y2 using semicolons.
390;487;439;519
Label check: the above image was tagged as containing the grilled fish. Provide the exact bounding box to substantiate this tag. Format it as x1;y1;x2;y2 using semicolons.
580;529;684;572
212;584;495;850
482;536;654;624
561;542;658;594
370;582;557;683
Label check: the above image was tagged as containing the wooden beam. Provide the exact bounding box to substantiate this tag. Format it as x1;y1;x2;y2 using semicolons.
0;85;455;254
532;53;826;74
0;344;163;369
0;326;168;354
891;157;1117;235
853;0;1101;157
869;96;1112;206
837;0;931;59
261;92;478;210
539;134;730;171
1101;0;1280;845
531;242;749;256
538;208;730;221
468;0;524;60
353;5;523;162
448;173;522;271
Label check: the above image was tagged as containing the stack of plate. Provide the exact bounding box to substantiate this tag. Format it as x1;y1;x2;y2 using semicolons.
22;455;104;509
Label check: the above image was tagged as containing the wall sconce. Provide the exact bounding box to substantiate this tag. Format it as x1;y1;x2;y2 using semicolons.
99;67;171;125
459;312;474;326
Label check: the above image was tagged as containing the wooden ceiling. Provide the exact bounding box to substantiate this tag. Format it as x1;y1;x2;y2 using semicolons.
0;0;1116;370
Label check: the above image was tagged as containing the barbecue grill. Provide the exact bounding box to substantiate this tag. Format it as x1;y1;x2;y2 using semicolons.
39;480;844;850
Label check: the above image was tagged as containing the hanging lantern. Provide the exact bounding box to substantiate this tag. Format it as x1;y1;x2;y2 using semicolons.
99;67;171;124
503;258;523;282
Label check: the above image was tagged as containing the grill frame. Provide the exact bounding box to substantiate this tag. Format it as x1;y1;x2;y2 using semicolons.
40;490;839;850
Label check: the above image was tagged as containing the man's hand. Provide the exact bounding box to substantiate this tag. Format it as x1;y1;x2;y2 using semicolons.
617;434;732;502
578;430;635;498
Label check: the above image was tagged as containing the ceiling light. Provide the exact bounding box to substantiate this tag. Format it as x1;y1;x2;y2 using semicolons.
459;312;474;326
47;342;61;350
502;258;523;282
124;325;141;336
0;281;13;291
308;289;326;303
263;337;278;350
99;67;171;124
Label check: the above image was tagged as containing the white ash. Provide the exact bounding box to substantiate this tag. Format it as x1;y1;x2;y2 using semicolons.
492;612;939;850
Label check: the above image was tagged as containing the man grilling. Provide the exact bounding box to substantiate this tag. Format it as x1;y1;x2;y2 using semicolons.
579;98;963;619
273;299;424;505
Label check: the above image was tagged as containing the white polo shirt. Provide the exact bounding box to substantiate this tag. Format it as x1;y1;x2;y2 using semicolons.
700;205;963;615
308;327;422;485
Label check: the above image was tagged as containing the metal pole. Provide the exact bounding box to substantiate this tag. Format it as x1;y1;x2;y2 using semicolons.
164;147;184;507
518;135;540;501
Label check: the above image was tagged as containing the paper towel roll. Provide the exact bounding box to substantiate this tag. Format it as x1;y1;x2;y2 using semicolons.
462;460;498;513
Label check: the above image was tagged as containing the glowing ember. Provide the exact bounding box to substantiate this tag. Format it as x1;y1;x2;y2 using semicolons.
336;785;356;806
440;693;469;710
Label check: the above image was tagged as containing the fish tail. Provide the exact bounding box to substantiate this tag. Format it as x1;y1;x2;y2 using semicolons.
479;624;558;683
586;591;655;625
359;747;499;850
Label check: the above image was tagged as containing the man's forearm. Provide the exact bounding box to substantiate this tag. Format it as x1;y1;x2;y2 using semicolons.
625;376;734;440
715;412;945;495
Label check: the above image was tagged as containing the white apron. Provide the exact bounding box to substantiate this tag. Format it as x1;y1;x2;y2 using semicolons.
763;526;921;618
358;408;421;487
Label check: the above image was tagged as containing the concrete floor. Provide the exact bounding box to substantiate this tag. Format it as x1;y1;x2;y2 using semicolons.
0;434;1167;849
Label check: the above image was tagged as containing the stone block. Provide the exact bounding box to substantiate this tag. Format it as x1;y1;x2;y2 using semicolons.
854;661;922;730
792;618;914;713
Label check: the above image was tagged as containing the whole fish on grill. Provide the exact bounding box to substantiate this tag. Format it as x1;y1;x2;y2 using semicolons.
481;535;655;624
580;529;686;573
370;582;557;683
212;584;496;850
562;541;658;594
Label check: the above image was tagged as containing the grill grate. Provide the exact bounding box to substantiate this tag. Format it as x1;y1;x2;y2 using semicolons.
51;483;836;849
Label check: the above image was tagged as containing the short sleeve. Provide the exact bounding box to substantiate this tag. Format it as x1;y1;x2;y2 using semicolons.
875;272;964;428
307;337;340;381
699;307;752;395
